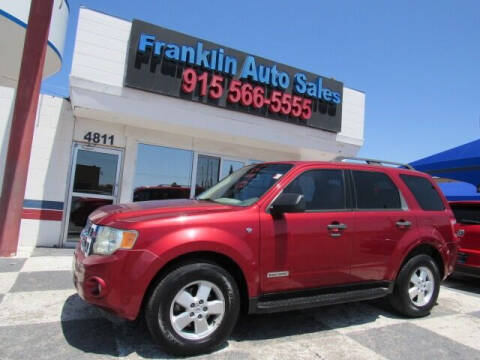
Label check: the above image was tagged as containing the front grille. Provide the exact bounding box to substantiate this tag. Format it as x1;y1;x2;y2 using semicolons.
80;221;97;256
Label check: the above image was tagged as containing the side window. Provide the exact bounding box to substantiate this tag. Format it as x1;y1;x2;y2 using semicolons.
353;171;401;210
283;169;346;211
400;175;445;211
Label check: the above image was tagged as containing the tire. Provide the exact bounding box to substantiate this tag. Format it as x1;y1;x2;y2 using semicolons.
145;262;240;356
389;254;441;318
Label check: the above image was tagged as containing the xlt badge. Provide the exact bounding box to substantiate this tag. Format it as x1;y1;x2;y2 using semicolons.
267;271;289;278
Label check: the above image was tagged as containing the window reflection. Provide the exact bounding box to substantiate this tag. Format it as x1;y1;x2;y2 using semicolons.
133;144;193;202
73;150;118;196
220;160;244;180
67;196;112;242
195;155;220;196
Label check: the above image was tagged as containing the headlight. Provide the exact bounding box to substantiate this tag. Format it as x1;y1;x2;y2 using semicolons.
92;226;138;255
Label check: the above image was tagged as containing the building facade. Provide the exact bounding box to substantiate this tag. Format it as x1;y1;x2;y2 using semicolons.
0;8;366;249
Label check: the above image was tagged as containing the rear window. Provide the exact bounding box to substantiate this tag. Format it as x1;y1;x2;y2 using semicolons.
400;175;445;211
353;170;401;209
450;204;480;225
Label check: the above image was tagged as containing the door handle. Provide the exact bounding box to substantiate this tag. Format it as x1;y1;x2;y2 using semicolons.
327;223;347;230
396;220;412;228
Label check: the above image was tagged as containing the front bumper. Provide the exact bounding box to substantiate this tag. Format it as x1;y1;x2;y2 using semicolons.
73;245;159;320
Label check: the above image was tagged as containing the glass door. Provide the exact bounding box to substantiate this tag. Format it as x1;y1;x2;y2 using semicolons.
63;144;122;245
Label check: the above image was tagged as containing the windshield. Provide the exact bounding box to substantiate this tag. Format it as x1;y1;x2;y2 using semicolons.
451;203;480;224
197;163;293;206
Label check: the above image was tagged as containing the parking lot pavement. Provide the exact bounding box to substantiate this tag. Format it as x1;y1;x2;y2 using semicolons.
1;249;480;360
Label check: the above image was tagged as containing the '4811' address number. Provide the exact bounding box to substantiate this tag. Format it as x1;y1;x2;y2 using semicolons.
83;132;114;145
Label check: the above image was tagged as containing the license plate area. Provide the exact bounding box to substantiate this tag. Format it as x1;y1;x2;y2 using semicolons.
80;222;97;256
457;252;468;264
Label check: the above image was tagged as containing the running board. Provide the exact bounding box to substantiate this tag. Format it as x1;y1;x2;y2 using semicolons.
250;286;392;314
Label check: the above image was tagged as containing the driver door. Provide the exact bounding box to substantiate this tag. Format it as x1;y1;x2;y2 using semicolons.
260;168;354;293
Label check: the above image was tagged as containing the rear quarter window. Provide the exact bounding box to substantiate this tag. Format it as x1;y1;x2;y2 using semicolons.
400;174;445;211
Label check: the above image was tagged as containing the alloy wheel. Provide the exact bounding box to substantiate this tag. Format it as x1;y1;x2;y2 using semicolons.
408;266;435;307
168;280;225;340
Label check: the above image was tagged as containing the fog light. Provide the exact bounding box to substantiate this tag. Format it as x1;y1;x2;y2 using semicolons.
86;276;107;298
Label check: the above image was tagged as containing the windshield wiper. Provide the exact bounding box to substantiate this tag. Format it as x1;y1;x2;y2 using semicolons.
197;198;217;203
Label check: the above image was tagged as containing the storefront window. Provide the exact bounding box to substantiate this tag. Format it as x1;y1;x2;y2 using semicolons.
195;155;220;196
133;144;193;201
220;159;245;180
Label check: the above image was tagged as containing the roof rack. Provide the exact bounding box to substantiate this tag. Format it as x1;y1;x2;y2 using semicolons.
334;156;415;170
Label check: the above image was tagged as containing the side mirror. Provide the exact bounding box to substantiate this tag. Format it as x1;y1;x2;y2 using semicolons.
270;193;305;216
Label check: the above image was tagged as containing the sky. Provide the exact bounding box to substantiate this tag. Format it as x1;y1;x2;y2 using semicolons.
41;0;480;164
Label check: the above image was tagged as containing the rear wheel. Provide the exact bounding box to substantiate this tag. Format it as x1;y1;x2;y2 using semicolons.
145;262;240;356
389;254;440;317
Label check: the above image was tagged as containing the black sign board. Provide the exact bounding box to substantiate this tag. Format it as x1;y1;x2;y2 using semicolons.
125;20;343;132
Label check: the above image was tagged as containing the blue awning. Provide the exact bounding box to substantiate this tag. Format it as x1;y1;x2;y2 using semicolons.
410;139;480;189
437;181;480;201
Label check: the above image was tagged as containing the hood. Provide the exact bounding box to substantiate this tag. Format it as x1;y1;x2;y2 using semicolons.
89;199;237;225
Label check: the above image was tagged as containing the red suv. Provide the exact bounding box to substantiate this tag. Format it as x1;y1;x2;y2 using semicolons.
450;201;480;278
73;158;458;356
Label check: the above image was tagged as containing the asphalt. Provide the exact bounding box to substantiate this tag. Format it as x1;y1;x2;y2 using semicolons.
0;248;479;360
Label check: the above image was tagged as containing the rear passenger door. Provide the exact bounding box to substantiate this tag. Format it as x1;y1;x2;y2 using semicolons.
351;170;417;282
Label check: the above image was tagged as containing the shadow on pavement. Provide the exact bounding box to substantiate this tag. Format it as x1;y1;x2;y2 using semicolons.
231;297;402;342
61;316;118;355
443;275;480;295
61;294;403;357
232;310;331;342
61;294;176;359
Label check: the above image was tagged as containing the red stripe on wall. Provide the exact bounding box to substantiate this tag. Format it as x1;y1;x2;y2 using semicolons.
21;209;63;221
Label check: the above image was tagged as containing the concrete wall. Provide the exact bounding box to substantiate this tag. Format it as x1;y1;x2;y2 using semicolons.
71;8;130;88
19;95;74;248
0;87;74;248
0;86;15;190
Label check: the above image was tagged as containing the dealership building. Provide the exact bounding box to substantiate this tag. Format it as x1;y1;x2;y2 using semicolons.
0;7;365;250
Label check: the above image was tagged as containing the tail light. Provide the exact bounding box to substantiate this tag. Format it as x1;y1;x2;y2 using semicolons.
449;218;462;243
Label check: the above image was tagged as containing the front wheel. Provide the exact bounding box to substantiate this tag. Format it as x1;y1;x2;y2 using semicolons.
389;254;441;318
145;262;240;356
